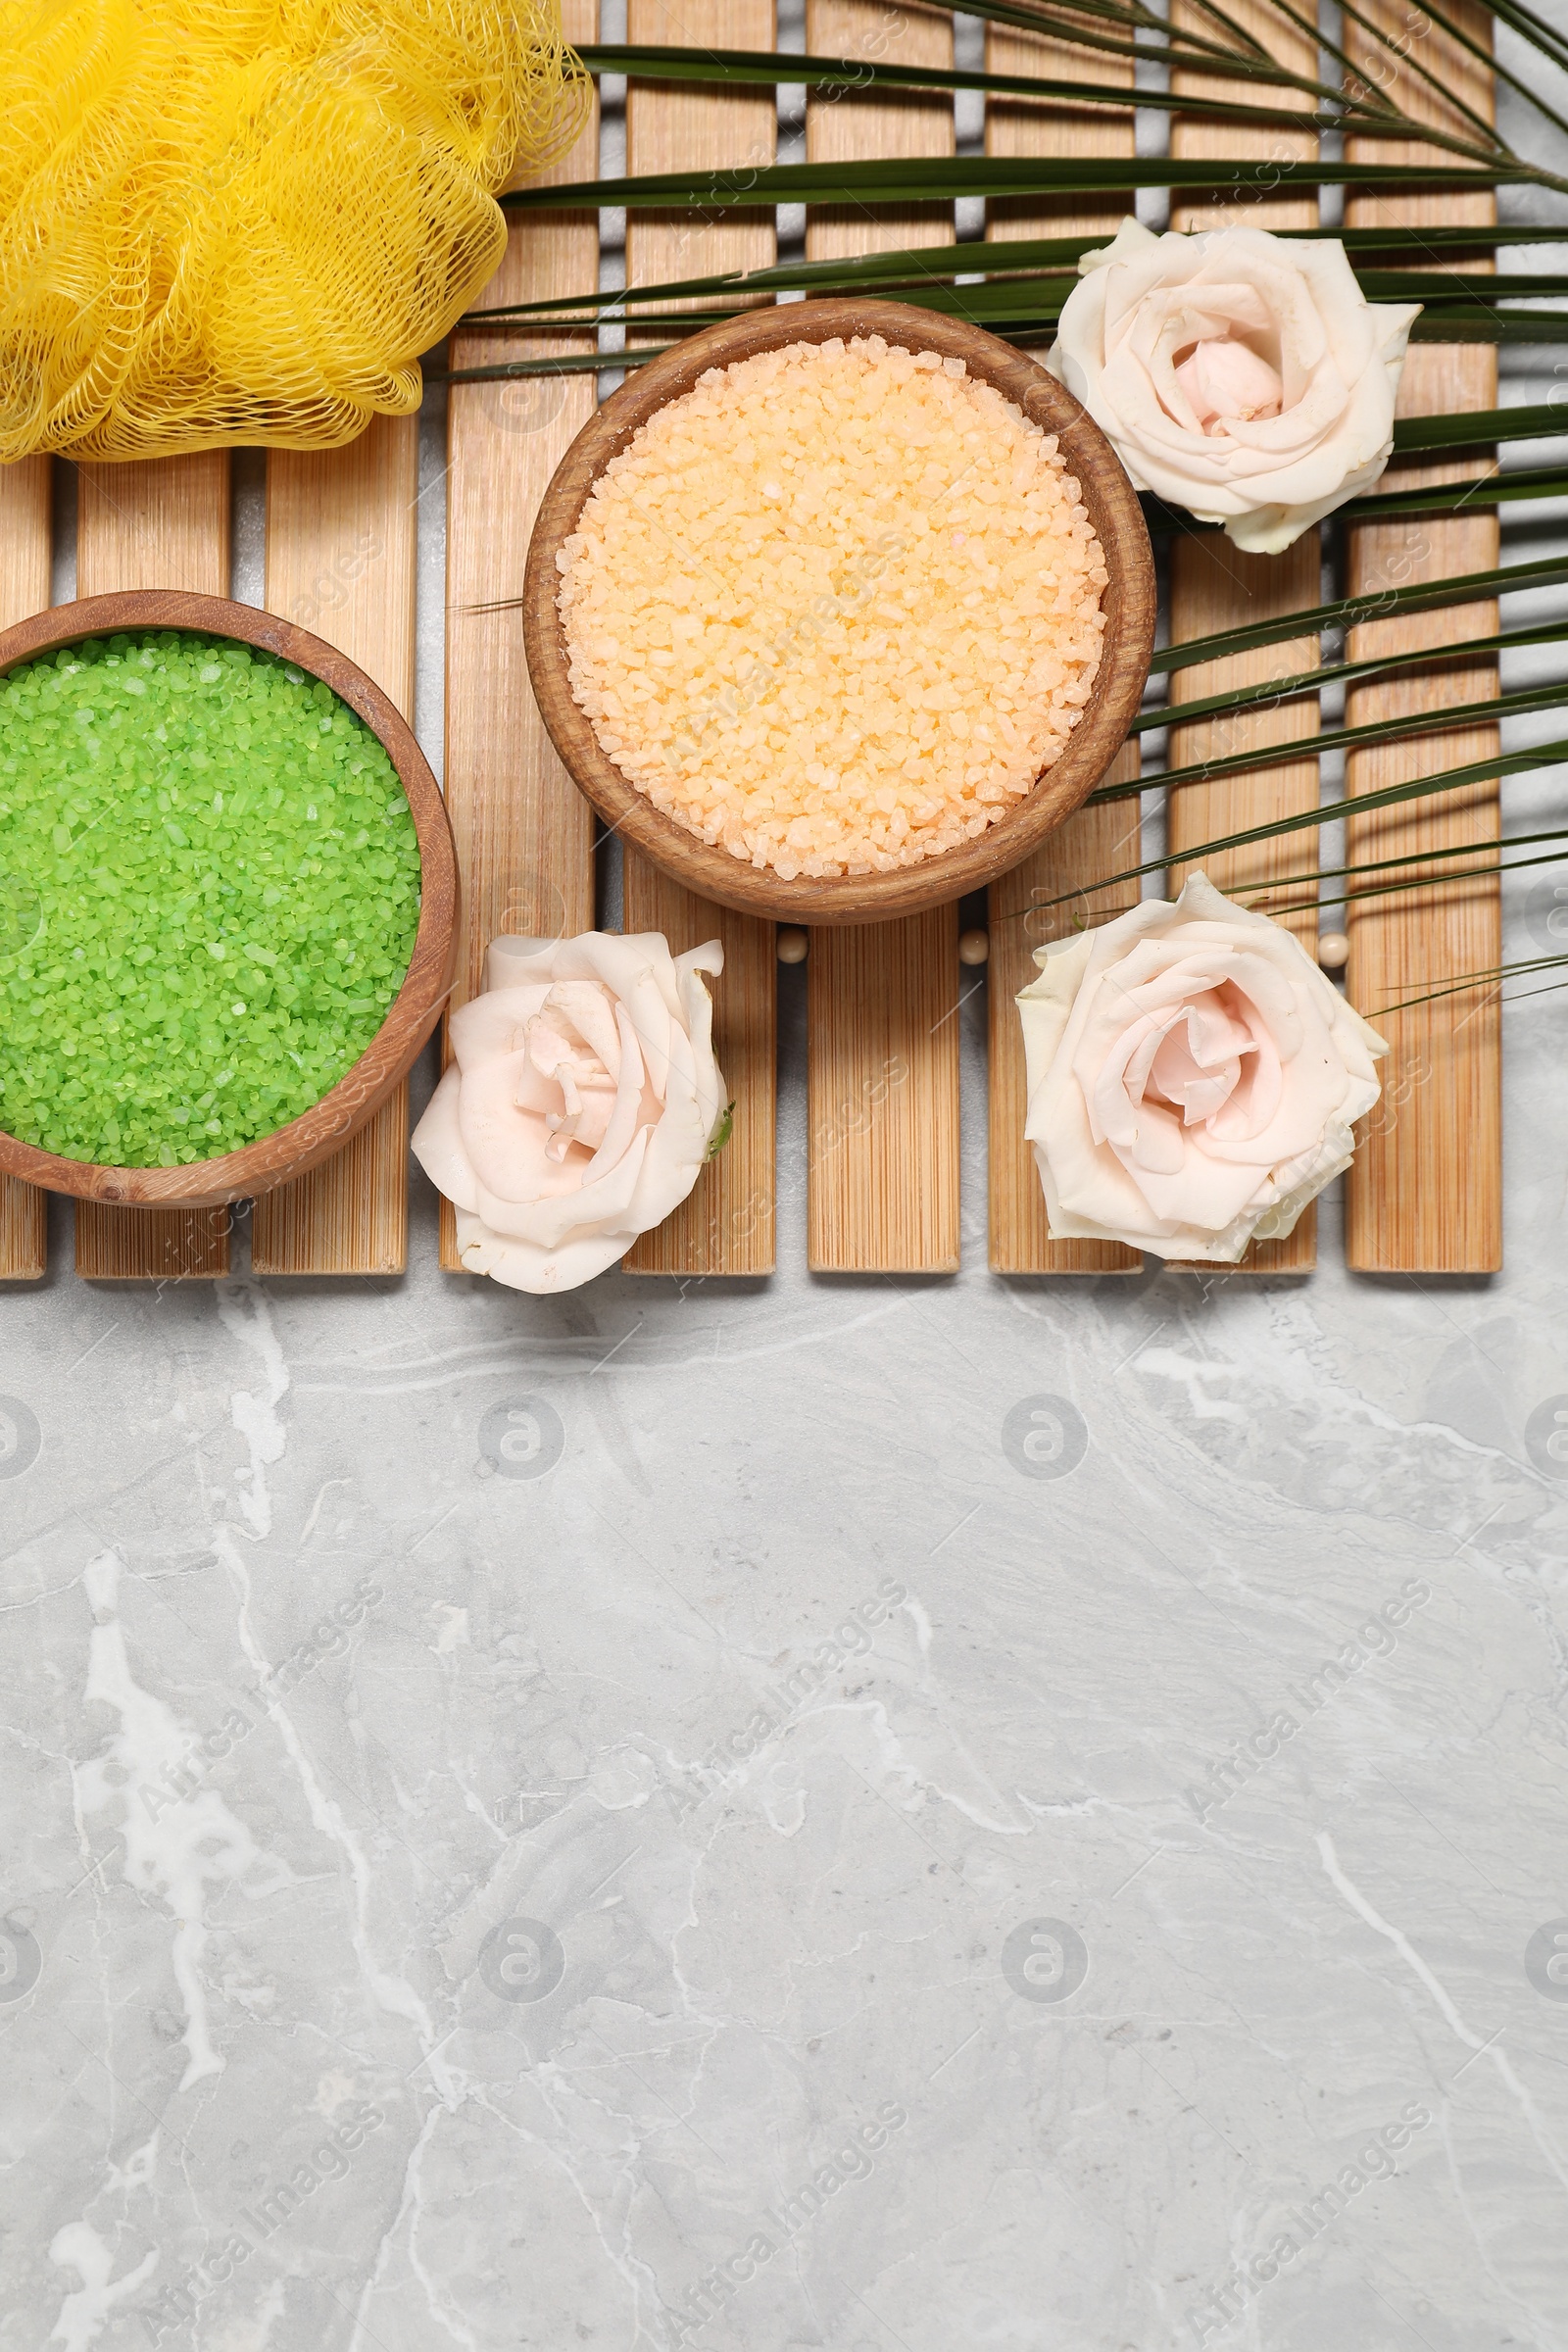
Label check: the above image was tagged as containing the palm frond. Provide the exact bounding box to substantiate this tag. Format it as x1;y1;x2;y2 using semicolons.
577;44;1470;146
1155;555;1568;676
461;226;1568;329
1098;680;1568;807
1372;954;1568;1016
1394;402;1568;456
1249;853;1568;926
1359;274;1568;300
501;159;1548;217
1237;825;1568;911
451;290;1568;352
432;353;667;394
1129;617;1568;735
579;16;1568;162
477;0;1568;1016
1333;464;1568;523
1407;310;1568;344
1054;735;1568;904
1474;0;1568;83
1143;466;1568;539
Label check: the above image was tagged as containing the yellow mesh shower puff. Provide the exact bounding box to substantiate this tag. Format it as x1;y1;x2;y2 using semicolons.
0;0;590;461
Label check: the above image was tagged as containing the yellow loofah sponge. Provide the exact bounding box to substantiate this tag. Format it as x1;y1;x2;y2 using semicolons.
0;0;589;460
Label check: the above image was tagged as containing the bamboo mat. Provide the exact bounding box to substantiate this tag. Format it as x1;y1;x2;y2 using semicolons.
620;0;778;1277
0;0;1511;1287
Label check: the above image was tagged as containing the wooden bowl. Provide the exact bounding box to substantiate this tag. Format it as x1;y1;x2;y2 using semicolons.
0;591;458;1208
524;298;1155;925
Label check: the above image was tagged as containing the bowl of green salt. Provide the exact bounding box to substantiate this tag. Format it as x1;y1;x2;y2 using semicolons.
0;592;458;1208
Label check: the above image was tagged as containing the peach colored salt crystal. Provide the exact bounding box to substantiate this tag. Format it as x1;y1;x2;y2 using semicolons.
558;335;1108;880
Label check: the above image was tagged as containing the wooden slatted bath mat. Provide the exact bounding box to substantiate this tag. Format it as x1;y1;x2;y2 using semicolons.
0;0;1505;1284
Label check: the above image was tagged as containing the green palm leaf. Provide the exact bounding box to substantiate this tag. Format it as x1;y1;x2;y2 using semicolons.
452;275;1568;348
461;226;1568;328
1331;464;1568;522
1156;554;1568;676
502;159;1543;215
1144;466;1568;536
1237;825;1568;911
1129;616;1568;735
1101;680;1568;806
1406;310;1568;344
1054;739;1568;906
577;43;1444;143
1393;402;1568;455
1373;956;1568;1017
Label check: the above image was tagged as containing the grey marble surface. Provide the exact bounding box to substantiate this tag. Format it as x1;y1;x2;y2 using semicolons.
9;63;1568;2352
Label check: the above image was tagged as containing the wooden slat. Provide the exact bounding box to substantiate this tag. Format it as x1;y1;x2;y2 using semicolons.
808;910;959;1271
252;417;417;1275
1166;547;1322;1275
75;455;233;1280
75;1204;231;1282
0;454;51;617
620;870;777;1273
1344;0;1500;1272
985;0;1134;244
0;455;52;1280
806;0;960;1271
621;0;777;1276
1165;0;1321;1274
807;0;954;257
249;1102;406;1276
441;0;600;1270
0;1171;47;1283
76;456;229;601
989;750;1143;1273
984;2;1142;1273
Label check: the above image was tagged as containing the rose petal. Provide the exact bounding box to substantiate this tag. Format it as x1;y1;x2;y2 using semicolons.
1172;339;1283;432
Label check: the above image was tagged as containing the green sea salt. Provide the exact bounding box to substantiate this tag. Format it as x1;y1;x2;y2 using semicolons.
0;629;421;1166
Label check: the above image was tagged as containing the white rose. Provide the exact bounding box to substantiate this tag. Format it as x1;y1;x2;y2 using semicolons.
412;930;728;1293
1017;872;1388;1262
1047;218;1421;554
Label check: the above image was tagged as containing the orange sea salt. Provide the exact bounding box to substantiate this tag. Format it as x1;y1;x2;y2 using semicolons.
557;334;1108;880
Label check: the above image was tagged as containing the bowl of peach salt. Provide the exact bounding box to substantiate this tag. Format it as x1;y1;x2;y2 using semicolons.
523;300;1155;924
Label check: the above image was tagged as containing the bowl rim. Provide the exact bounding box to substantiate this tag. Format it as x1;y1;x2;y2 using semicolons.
0;589;459;1207
524;297;1155;925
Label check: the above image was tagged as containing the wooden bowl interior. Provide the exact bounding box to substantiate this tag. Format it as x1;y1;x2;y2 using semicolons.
525;298;1155;925
0;591;458;1206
